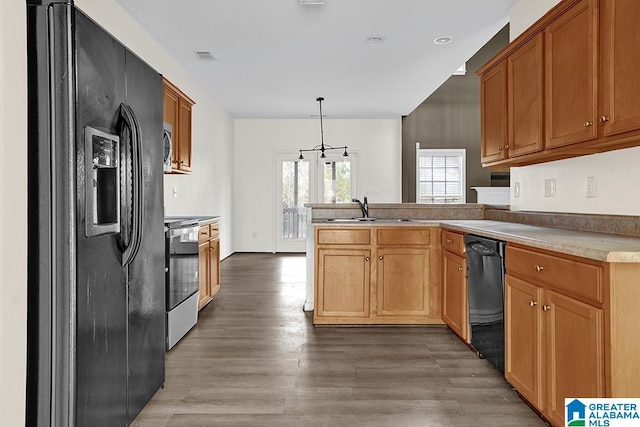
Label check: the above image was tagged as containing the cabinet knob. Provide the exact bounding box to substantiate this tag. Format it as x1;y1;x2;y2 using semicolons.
600;115;610;123
446;239;453;244
365;257;370;262
542;305;551;312
529;300;537;307
535;265;544;272
457;267;464;271
379;256;383;260
499;145;504;151
504;144;510;149
584;121;593;127
209;248;213;251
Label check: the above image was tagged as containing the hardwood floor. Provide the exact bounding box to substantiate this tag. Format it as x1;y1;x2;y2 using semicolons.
132;253;547;427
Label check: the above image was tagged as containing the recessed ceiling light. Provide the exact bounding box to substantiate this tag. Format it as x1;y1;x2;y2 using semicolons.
434;36;453;45
299;0;324;4
366;35;385;44
194;51;217;61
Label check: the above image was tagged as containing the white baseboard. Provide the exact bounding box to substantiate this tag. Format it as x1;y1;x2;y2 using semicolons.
303;300;314;312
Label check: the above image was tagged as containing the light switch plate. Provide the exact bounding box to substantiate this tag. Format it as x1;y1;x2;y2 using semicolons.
514;182;521;198
544;178;556;197
586;176;596;198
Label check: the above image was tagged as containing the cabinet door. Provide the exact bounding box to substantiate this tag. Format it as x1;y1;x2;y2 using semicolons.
177;99;192;173
544;290;604;427
163;86;179;169
198;241;211;309
315;249;370;318
601;0;640;137
210;238;220;298
442;251;467;340
504;275;544;411
376;248;430;317
508;33;544;157
481;62;508;164
545;0;598;149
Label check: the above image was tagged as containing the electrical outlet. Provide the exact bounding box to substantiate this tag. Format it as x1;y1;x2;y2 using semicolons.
514;182;521;198
586;176;596;198
544;178;556;197
172;186;178;198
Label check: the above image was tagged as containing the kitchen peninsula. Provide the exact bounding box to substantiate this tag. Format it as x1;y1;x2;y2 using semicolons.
306;203;640;426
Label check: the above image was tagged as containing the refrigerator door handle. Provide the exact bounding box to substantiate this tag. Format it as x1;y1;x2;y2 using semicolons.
118;103;144;266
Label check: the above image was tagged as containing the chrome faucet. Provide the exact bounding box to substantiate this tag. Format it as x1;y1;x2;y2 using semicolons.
352;196;369;218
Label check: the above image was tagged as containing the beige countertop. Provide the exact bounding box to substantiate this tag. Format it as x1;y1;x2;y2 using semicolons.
313;219;640;263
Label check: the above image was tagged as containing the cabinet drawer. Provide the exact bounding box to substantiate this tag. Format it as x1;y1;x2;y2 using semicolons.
210;222;220;239
199;224;210;242
317;228;371;245
506;245;602;304
377;228;430;246
442;230;465;255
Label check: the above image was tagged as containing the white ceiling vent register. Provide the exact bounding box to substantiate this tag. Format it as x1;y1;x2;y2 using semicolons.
194;51;217;61
299;0;325;5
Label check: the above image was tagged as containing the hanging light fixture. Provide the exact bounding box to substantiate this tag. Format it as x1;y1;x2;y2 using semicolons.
298;97;349;160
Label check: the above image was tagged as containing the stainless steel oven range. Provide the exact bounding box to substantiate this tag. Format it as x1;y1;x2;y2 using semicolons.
165;219;200;349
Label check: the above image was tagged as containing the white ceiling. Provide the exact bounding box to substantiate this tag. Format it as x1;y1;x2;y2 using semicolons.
114;0;513;118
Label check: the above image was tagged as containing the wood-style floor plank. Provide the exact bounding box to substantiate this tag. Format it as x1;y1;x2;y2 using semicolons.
132;253;547;426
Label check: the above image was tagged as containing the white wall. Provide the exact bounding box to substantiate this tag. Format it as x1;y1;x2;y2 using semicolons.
510;147;640;215
509;0;640;215
0;0;27;424
234;118;402;252
509;0;562;41
75;0;235;259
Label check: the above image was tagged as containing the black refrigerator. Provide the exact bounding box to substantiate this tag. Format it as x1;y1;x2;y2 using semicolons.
26;1;165;425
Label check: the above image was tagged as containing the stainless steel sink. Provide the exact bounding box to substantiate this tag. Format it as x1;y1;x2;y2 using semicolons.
324;218;414;223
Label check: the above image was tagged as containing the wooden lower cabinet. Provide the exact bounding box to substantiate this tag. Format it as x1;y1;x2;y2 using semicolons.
198;222;221;310
315;248;370;319
376;247;430;317
314;226;442;325
505;244;606;427
442;251;468;341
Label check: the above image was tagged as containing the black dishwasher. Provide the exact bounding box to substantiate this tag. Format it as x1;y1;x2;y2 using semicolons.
464;234;506;374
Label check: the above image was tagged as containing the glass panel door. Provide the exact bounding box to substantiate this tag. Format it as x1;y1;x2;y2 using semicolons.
276;154;314;252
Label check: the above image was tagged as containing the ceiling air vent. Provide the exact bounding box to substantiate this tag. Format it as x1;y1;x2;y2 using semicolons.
194;51;217;61
299;0;325;5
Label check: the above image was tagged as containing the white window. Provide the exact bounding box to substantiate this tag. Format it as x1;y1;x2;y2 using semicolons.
416;146;466;204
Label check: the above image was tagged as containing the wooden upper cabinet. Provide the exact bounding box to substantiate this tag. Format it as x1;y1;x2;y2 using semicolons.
477;0;640;167
508;33;544;157
162;78;194;174
600;0;640;137
545;0;598;149
480;61;508;164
